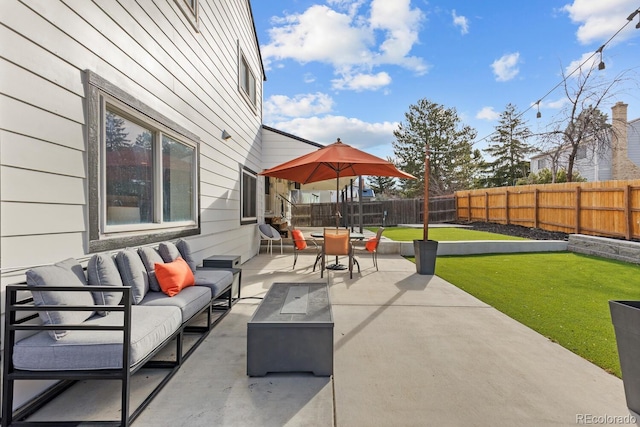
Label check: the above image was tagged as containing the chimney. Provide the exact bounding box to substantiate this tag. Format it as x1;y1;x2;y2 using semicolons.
611;102;638;179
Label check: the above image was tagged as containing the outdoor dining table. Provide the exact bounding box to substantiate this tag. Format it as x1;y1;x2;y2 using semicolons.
310;231;364;270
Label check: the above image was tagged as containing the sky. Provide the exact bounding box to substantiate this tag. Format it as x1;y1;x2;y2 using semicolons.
251;0;640;161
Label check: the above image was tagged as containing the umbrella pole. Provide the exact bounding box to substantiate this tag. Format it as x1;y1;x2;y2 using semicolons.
335;171;340;229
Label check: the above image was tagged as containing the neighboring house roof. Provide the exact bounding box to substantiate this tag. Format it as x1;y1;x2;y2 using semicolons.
262;125;325;149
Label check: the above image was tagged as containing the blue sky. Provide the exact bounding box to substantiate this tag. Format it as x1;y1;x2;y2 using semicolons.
251;0;640;160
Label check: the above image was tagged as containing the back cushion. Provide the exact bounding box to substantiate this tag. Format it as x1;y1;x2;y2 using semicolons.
291;229;307;250
26;258;95;340
158;241;181;263
176;239;197;273
138;247;165;292
259;223;274;238
87;253;124;315
115;249;149;304
365;237;378;252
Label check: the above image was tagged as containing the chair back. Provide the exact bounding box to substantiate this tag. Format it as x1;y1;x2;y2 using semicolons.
372;227;385;251
291;228;308;250
323;228;350;256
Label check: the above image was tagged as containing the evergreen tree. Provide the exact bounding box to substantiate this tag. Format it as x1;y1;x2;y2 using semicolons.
105;111;130;150
367;174;396;197
392;98;478;197
483;104;534;187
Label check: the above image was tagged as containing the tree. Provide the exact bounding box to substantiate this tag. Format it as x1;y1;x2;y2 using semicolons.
483;104;534;187
536;61;629;182
516;168;587;185
367;174;396;197
105;111;129;150
392;98;478;197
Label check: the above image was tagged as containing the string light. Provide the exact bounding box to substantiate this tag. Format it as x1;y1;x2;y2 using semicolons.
471;6;640;147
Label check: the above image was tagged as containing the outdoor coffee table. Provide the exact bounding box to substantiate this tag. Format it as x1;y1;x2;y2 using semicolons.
247;282;333;376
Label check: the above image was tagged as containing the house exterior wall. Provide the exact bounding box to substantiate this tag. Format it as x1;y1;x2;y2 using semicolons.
0;0;264;410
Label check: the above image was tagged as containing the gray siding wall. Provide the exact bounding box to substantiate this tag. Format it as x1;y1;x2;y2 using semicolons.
1;0;264;410
628;119;640;167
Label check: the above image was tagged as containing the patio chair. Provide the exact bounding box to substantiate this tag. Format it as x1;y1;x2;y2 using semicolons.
321;228;355;279
290;228;319;269
259;223;282;255
354;227;384;271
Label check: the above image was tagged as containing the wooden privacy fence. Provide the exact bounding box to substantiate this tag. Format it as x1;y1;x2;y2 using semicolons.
291;196;456;227
455;180;640;240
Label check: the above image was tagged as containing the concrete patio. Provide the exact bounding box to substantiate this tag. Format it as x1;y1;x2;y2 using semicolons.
24;249;630;426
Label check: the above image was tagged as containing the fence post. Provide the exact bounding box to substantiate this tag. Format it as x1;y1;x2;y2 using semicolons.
467;193;471;220
485;192;489;222
505;189;509;225
575;186;581;234
534;188;539;229
625;185;632;240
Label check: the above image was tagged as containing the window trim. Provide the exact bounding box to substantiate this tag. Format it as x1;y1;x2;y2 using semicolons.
86;70;201;252
240;166;258;225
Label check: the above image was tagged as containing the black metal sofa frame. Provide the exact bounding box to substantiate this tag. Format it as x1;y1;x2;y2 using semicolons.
2;279;235;427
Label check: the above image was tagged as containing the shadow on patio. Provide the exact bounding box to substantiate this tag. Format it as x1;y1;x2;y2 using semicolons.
24;251;629;426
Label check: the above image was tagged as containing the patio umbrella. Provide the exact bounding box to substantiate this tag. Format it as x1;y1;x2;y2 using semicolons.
259;138;416;228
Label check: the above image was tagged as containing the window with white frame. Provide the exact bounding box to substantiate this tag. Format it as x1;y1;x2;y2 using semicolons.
537;158;547;169
577;146;587;160
239;52;257;108
86;70;200;252
241;166;257;224
174;0;199;31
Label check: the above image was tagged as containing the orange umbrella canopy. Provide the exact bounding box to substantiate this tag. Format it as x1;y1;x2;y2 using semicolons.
259;138;416;183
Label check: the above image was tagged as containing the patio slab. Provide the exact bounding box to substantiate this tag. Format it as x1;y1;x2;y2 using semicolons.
21;251;630;426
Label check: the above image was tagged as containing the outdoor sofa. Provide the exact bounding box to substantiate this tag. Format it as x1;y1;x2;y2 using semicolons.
2;239;237;427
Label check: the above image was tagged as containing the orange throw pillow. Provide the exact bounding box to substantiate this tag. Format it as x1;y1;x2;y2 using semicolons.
154;257;195;297
365;237;378;252
291;229;307;250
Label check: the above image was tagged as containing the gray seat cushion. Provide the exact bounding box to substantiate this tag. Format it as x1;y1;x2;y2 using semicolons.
194;269;233;299
259;223;274;237
26;259;95;340
139;286;211;323
12;305;182;371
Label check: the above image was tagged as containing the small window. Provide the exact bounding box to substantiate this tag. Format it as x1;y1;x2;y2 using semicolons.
265;176;270;195
577;146;587;160
239;52;257;108
175;0;199;32
241;166;257;224
537;159;547;169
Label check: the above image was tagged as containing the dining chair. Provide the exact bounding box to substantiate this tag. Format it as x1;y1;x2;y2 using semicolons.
354;227;384;271
290;228;319;269
321;228;354;279
258;223;282;255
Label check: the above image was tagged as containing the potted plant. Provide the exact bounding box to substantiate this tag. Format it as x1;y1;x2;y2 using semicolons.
414;145;438;275
609;300;640;415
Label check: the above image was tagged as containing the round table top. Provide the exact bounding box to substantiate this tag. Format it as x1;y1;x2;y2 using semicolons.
310;231;365;240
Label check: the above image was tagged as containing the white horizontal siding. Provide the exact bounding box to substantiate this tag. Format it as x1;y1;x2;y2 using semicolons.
262;128;323;169
2;203;85;237
1;168;85;204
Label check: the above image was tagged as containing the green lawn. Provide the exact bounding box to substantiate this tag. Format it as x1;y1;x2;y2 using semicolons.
423;252;640;377
368;226;526;242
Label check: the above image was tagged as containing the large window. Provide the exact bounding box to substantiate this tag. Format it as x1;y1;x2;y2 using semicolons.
239;52;257;108
86;70;200;252
241;166;257;224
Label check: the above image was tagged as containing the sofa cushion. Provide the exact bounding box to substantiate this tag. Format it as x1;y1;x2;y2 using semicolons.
139;286;211;323
194;269;233;299
291;229;307;250
12;305;182;371
87;253;124;315
158;241;181;263
26;259;95;340
155;258;195;297
176;239;197;273
259;223;274;238
138;247;165;292
115;249;149;304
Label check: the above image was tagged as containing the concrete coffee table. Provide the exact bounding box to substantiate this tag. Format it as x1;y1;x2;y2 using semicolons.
247;282;333;376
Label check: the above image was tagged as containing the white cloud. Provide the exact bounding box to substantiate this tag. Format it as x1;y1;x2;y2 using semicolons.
476;106;500;121
491;52;520;82
562;0;638;45
331;71;392;91
264;93;334;121
564;51;601;77
452;10;469;35
261;0;427;91
270;115;398;150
